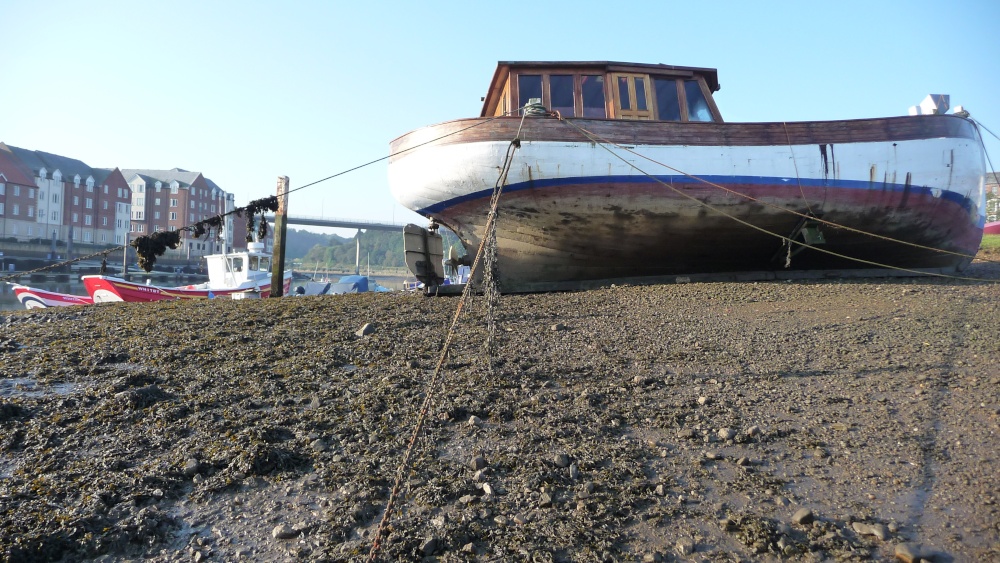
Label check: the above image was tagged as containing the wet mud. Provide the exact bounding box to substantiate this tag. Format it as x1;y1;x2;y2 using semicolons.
1;259;999;562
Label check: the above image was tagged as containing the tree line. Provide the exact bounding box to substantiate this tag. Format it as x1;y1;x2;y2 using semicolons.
289;228;462;271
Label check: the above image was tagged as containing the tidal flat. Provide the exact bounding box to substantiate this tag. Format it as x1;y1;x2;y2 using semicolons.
1;262;999;562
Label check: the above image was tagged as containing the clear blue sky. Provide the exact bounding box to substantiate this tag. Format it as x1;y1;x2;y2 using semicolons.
3;0;998;235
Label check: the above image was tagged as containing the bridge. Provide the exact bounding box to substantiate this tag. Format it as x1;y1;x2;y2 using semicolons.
263;214;409;232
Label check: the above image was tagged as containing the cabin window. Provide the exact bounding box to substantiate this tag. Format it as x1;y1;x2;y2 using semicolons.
549;75;575;116
259;257;271;272
518;75;542;110
249;256;259;271
581;75;606;117
654;78;682;121
684;80;712;122
232;257;243;272
612;74;653;120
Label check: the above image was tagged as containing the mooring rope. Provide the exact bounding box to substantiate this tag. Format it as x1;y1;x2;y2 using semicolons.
556;117;999;282
365;133;521;562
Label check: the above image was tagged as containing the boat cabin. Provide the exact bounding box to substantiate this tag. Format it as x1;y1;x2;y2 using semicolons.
480;61;723;123
204;242;273;288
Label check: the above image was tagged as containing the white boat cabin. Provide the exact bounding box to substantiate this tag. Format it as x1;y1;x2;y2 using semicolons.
480;61;724;123
204;242;274;289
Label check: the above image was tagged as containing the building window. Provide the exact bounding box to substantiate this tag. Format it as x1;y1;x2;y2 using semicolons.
28;188;35;198
136;197;144;206
170;198;178;207
189;213;195;222
103;201;108;210
84;232;92;242
85;198;93;209
102;217;108;226
73;213;78;222
155;198;161;206
189;201;195;209
12;204;18;215
103;185;108;194
74;196;79;205
171;185;179;194
85;215;92;226
170;212;177;220
52;193;59;203
0;183;4;195
154;225;161;232
101;233;107;243
27;206;34;218
74;175;81;187
13;186;20;196
51;211;58;221
154;211;161;219
27;226;33;236
0;203;4;215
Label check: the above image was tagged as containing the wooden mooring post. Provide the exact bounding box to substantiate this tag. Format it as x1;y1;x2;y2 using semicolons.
270;176;289;297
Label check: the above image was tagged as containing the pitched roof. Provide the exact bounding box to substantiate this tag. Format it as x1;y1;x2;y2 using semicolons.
4;144;96;180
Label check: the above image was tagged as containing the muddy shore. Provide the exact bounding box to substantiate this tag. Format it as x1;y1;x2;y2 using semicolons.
1;259;999;562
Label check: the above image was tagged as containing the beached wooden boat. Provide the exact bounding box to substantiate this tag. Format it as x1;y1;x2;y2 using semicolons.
82;242;292;303
389;61;987;291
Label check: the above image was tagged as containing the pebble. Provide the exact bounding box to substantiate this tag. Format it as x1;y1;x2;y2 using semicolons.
792;508;815;525
569;462;580;480
420;537;438;556
697;396;709;406
468;415;482;426
554;453;571;468
718;428;736;441
677;428;696;439
852;521;889;540
550;323;566;331
470;455;487;471
271;524;297;540
676;538;694;555
355;323;375;337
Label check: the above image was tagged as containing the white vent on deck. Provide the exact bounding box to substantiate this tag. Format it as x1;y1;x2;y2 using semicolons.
908;94;950;115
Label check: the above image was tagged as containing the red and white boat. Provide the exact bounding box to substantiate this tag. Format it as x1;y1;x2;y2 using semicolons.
82;242;292;303
10;284;94;309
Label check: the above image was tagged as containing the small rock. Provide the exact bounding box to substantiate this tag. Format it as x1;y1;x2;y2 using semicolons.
513;513;529;525
736;457;750;467
550;323;566;331
470;456;487;471
420;537;438;556
569;462;580;480
459;494;476;504
704;451;721;460
183;458;201;477
493;515;509;526
642;552;662;563
746;425;761;436
355;323;375;337
676;538;694;555
468;415;482;427
654;484;667;497
272;524;298;540
482;483;494;496
539;493;553;508
853;522;890;540
431;515;447;528
718;428;736;440
461;542;475;553
310;439;327;452
792;508;815;525
677;428;696;439
894;543;921;563
719;517;734;530
697;396;708;406
553;453;571;468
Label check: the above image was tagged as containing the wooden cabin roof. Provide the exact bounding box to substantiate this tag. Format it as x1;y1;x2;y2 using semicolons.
480;61;721;117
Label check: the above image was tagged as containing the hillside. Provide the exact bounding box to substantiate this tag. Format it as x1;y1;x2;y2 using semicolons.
287;227;461;271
